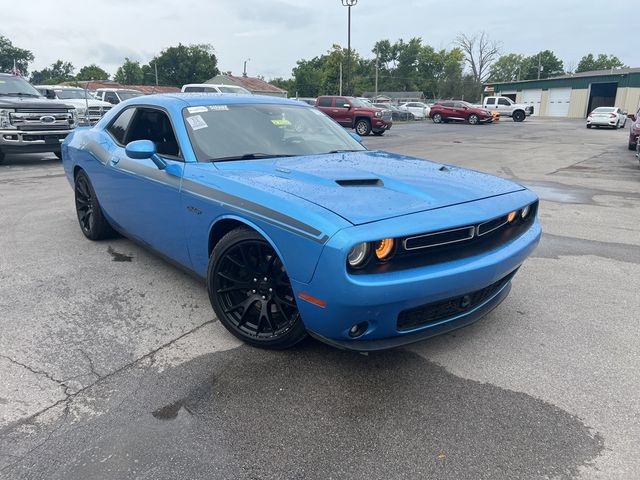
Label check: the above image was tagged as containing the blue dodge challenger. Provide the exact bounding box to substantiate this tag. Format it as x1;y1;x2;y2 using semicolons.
62;94;540;351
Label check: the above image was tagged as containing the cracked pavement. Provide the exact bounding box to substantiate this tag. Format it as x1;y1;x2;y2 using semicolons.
0;118;639;479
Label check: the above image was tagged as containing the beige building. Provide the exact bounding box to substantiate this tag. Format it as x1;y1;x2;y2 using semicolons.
484;68;640;118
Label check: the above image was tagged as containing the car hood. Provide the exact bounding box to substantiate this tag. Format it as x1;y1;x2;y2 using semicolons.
0;96;74;110
57;98;111;108
214;151;525;225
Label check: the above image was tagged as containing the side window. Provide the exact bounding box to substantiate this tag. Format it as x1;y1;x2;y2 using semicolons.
485;98;496;105
104;92;119;104
498;98;510;106
107;108;136;145
126;108;181;159
318;97;332;107
442;102;454;108
335;97;349;108
184;86;205;92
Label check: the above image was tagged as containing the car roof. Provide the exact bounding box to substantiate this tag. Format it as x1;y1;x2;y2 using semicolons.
35;85;83;90
118;93;307;109
96;88;143;92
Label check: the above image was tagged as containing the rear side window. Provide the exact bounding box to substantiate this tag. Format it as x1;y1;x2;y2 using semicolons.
318;97;332;107
485;98;496;105
442;102;454;108
107;108;136;145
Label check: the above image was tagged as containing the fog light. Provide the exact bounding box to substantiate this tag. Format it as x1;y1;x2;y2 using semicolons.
348;321;369;338
507;211;517;223
521;205;531;219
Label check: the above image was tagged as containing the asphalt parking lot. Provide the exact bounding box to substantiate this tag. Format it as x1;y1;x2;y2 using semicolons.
1;117;639;479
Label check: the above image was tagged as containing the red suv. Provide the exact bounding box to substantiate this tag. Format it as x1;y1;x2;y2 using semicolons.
628;107;640;151
429;101;493;125
315;96;392;136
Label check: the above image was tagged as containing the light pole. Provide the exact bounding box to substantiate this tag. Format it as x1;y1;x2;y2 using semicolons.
243;58;250;77
341;0;357;96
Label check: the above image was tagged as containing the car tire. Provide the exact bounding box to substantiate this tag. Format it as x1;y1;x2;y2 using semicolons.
468;114;479;125
355;119;372;136
0;151;5;164
432;113;443;124
373;130;385;136
621;118;626;128
629;143;636;151
512;110;525;122
54;151;62;160
586;124;592;129
74;170;116;240
208;227;307;350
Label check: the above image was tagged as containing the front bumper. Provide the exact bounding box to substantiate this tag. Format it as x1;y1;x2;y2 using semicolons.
0;129;72;153
373;118;392;131
292;191;541;351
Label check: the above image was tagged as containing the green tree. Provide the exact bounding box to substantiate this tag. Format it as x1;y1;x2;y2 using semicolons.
76;64;110;81
489;54;525;82
520;50;564;80
30;60;75;85
270;77;294;95
0;35;34;75
576;53;626;73
149;43;219;86
114;58;144;84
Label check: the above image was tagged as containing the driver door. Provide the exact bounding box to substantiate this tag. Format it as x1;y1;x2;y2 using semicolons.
101;106;189;265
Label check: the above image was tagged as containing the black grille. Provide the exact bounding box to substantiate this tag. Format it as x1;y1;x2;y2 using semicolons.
396;270;517;331
404;226;475;250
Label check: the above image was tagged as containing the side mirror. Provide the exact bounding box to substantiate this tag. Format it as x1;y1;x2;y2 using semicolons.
349;132;362;143
125;140;166;169
46;91;56;100
628;114;636;121
343;103;351;109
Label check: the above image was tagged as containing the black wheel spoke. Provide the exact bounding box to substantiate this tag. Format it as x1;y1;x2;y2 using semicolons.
224;296;256;315
216;283;253;294
217;271;246;283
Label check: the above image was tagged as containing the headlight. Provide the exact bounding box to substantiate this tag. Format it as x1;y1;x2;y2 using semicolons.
0;108;15;129
347;242;370;268
375;239;395;261
374;111;382;118
521;205;531;219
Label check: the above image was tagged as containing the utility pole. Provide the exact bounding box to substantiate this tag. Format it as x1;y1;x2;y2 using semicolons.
375;47;379;100
243;58;250;77
339;63;343;96
537;53;541;80
341;0;357;96
154;62;159;86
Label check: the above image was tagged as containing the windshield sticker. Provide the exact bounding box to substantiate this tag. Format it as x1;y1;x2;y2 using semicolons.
187;106;208;114
271;119;291;126
186;115;208;131
209;105;229;111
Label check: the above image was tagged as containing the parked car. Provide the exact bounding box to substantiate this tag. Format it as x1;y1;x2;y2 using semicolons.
373;103;414;121
0;73;77;163
294;97;316;106
61;94;540;350
586;107;627;129
315;95;392;136
628;108;640;151
481;96;533;122
429;101;493;125
399;102;430;119
94;88;144;105
181;83;252;95
36;85;112;125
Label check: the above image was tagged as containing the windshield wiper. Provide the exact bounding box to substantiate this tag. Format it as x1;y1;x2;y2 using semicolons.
210;153;296;162
325;149;362;154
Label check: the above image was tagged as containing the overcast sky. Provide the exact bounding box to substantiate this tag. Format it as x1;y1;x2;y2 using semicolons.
2;0;638;80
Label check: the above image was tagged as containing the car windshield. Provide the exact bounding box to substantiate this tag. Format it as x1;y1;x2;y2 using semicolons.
118;91;143;100
0;76;41;97
183;103;366;162
55;89;93;99
351;98;370;107
217;86;251;94
593;107;615;113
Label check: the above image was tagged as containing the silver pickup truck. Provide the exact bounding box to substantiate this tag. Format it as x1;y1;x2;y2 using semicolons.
0;73;77;163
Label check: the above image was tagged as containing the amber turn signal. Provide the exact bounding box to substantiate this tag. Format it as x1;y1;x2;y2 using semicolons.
507;211;517;223
375;238;395;260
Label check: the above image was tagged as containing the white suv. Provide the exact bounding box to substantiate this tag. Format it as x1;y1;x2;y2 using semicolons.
181;83;251;95
94;88;144;105
36;85;112;125
399;102;430;120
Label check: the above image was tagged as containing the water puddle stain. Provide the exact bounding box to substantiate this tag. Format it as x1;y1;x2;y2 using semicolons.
107;246;133;262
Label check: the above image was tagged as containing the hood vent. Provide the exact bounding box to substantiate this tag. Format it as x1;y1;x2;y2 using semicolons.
336;178;383;187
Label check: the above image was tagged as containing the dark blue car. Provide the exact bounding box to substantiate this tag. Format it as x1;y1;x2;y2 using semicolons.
62;94;541;351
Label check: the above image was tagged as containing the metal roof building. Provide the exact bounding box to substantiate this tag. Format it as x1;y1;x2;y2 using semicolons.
483;68;640;118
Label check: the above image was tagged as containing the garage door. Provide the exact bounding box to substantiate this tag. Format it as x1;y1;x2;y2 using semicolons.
547;88;571;117
522;89;542;117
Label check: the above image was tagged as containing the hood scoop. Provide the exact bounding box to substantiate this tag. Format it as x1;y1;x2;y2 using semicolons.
336;178;384;187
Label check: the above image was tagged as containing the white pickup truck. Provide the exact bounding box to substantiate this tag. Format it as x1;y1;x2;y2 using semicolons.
478;96;533;122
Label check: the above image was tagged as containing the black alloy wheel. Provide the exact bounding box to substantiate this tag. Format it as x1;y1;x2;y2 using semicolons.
208;228;307;349
74;171;114;240
512;110;525;122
